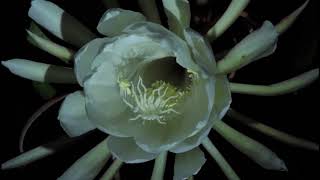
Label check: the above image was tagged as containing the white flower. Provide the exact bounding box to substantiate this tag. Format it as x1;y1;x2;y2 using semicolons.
59;8;231;159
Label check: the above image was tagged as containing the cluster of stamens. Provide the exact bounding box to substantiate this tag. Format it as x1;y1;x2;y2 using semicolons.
121;76;181;125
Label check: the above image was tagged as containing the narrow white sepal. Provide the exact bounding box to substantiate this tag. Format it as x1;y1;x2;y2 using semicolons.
2;59;50;82
28;0;96;47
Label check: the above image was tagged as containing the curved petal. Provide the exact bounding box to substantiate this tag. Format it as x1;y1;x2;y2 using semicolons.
214;75;231;119
84;52;142;137
162;0;191;37
28;0;96;47
58;91;95;137
107;136;158;163
173;147;206;180
122;22;201;72
74;38;108;86
170;75;230;153
97;8;146;37
134;76;215;153
183;28;217;75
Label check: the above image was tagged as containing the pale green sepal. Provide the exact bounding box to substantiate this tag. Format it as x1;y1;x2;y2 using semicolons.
151;151;168;180
58;138;111;180
217;21;278;74
27;30;75;62
202;137;240;180
213;121;288;171
206;0;250;41
162;0;191;37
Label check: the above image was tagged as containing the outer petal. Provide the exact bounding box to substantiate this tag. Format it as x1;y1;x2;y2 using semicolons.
107;136;158;163
183;28;217;75
170;75;230;153
58;91;95;137
173;147;206;180
28;0;96;47
214;75;232;119
74;38;108;86
97;8;146;37
162;0;191;37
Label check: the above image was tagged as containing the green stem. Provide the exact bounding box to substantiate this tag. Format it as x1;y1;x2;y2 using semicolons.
230;69;319;96
206;0;250;41
227;109;319;151
213;121;287;171
138;0;161;24
151;151;168;180
202;137;240;180
100;159;123;180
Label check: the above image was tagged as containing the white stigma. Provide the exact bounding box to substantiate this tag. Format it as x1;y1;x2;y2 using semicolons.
121;76;181;125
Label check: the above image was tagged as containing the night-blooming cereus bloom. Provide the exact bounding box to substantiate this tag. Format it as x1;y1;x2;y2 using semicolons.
2;0;318;180
65;9;231;161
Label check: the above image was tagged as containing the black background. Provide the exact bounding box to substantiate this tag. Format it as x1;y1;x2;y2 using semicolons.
0;0;318;179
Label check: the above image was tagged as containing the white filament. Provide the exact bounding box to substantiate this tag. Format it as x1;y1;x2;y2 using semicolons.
122;77;181;124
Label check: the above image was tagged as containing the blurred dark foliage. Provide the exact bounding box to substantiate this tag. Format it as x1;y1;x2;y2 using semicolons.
0;0;318;179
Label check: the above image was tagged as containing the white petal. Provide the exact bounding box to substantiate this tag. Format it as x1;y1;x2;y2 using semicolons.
58;91;95;137
74;38;108;86
123;22;200;72
2;59;50;82
107;136;158;163
170;75;230;153
84;53;141;137
183;28;217;75
174;147;206;180
162;0;191;37
97;8;146;37
28;0;96;47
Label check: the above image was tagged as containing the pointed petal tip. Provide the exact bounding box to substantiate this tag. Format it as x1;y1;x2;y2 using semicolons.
276;0;309;34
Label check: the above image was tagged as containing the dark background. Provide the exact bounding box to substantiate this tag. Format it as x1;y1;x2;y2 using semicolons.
0;0;318;179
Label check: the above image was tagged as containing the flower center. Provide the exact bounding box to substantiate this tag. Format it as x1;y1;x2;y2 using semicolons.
118;57;197;125
121;76;184;125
